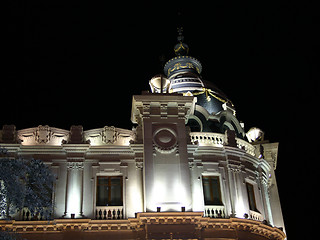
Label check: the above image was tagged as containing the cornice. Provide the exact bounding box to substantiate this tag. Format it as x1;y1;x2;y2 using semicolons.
0;216;285;240
131;94;195;124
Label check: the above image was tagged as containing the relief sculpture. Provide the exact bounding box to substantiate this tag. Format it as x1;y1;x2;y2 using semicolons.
34;125;52;144
102;126;118;144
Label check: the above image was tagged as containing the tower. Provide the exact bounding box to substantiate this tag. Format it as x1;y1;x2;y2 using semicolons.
131;28;286;238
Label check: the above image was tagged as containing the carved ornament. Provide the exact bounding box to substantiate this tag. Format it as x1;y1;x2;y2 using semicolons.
153;128;177;154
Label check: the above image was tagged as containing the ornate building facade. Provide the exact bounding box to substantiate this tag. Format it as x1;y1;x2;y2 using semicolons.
0;31;286;240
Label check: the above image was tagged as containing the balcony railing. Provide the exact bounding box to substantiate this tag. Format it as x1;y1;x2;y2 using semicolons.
190;132;255;156
204;205;226;218
17;207;52;221
249;210;263;221
95;206;124;220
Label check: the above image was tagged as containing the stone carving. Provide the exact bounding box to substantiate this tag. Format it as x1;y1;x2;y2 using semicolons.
102;126;118;144
135;158;144;170
16;126;69;145
34;125;53;144
153;128;177;153
84;126;134;146
67;161;84;170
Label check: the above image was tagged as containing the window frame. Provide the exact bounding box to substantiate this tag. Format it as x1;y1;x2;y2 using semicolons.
202;175;223;206
96;176;123;207
246;182;259;212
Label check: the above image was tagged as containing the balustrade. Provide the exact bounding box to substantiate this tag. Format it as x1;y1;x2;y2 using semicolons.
190;132;255;156
204;205;226;218
95;206;124;220
236;138;255;156
249;210;263;221
20;207;51;221
190;132;224;147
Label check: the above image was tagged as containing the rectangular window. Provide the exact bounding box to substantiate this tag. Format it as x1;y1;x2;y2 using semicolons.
202;176;223;205
96;176;123;206
246;182;259;212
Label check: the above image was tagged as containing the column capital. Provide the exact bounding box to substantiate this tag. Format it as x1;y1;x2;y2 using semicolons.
67;161;84;170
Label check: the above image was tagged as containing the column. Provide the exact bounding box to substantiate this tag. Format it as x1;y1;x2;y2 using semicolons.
64;161;84;218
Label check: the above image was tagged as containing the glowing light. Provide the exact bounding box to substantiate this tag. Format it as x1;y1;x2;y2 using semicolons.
235;204;247;219
149;177;191;212
66;168;82;218
246;127;264;143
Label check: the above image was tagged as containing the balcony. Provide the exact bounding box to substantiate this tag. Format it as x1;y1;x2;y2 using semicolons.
190;132;255;156
95;206;124;220
204;205;226;218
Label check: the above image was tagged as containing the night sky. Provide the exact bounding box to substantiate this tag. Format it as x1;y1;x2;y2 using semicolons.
5;1;318;238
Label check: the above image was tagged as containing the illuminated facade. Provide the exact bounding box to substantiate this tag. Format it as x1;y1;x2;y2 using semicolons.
0;31;286;239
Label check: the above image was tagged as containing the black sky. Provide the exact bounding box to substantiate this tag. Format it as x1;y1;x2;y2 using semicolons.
5;1;318;238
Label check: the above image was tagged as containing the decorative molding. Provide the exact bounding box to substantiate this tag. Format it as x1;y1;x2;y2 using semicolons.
34;125;53;144
131;94;195;124
84;127;134;146
17;125;69;146
152;128;177;154
67;161;84;170
227;163;243;173
102;126;118;144
0;213;285;240
135;158;143;170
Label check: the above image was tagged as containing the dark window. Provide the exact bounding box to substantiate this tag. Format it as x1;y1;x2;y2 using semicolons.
246;182;259;212
202;176;223;205
96;176;123;206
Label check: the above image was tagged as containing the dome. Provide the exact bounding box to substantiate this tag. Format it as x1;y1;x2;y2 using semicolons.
164;56;202;79
193;79;234;114
168;71;204;93
161;27;245;138
202;80;231;103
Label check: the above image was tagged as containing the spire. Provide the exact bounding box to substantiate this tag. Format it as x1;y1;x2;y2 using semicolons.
177;27;184;42
174;27;189;56
164;27;202;79
163;27;203;93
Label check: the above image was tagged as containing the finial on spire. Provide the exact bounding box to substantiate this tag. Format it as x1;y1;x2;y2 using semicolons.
174;27;189;56
177;27;184;42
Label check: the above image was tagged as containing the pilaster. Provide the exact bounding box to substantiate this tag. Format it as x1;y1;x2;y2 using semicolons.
62;144;89;218
131;94;195;212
